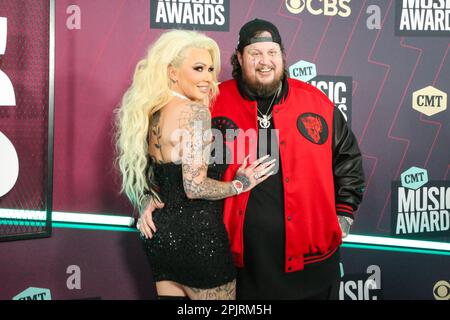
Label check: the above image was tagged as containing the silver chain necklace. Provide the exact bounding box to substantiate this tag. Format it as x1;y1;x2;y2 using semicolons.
257;84;282;129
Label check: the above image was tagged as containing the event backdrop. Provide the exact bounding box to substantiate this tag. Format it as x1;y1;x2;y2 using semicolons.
0;0;449;300
0;0;51;241
53;0;449;242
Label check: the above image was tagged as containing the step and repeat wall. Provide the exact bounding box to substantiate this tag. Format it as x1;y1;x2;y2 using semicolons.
0;0;449;300
0;0;52;241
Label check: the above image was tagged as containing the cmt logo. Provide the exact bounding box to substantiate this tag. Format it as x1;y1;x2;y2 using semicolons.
13;287;52;300
285;0;352;17
289;60;317;82
401;167;428;190
433;280;450;300
413;86;447;116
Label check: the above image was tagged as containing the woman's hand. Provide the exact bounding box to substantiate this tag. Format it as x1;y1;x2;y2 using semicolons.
136;198;165;239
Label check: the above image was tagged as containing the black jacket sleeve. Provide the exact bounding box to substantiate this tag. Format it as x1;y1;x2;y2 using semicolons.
332;108;365;219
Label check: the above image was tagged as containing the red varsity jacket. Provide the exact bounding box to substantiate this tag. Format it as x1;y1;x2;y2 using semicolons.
211;78;364;272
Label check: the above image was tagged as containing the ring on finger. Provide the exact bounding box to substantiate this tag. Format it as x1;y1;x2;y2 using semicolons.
254;173;260;180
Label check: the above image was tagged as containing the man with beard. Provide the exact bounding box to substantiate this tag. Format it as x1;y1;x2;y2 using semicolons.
209;19;365;299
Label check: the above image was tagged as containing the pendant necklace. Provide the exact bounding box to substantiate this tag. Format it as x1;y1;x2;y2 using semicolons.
257;84;282;129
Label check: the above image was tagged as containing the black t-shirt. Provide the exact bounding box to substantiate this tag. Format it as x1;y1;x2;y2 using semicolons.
235;77;340;300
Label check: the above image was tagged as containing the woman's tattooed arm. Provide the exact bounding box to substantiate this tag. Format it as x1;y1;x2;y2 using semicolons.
179;103;237;200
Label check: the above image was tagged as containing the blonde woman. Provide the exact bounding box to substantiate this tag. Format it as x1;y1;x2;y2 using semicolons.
115;30;275;300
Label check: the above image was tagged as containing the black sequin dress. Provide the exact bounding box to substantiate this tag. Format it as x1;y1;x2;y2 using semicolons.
140;162;236;289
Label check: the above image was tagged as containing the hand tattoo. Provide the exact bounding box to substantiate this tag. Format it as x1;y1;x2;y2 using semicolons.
338;216;352;238
235;174;251;191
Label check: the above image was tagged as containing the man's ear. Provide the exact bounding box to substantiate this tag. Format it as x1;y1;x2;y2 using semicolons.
237;51;243;67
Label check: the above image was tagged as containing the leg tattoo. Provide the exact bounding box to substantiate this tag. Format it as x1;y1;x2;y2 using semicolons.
184;280;236;300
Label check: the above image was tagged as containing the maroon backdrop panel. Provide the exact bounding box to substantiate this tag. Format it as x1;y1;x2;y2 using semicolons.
0;228;155;300
0;1;49;210
0;0;50;237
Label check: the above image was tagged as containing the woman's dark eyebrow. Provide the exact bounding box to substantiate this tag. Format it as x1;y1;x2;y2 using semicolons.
193;62;214;68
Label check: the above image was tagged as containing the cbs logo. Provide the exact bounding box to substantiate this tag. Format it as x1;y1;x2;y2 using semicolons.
286;0;352;17
433;281;450;300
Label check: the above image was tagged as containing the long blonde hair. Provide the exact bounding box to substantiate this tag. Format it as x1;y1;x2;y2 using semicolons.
115;30;221;209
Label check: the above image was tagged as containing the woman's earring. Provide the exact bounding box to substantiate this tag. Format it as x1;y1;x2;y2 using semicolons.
170;78;177;84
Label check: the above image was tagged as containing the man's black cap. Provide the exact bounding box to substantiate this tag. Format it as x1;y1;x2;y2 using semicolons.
237;18;283;52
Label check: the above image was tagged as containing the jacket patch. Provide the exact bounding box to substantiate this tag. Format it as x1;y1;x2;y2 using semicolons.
297;113;328;145
211;116;239;142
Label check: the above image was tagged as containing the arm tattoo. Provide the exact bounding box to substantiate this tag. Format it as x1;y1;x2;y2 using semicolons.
182;171;235;200
179;103;236;200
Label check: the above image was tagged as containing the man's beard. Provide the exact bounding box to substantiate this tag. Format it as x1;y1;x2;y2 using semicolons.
241;66;284;98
